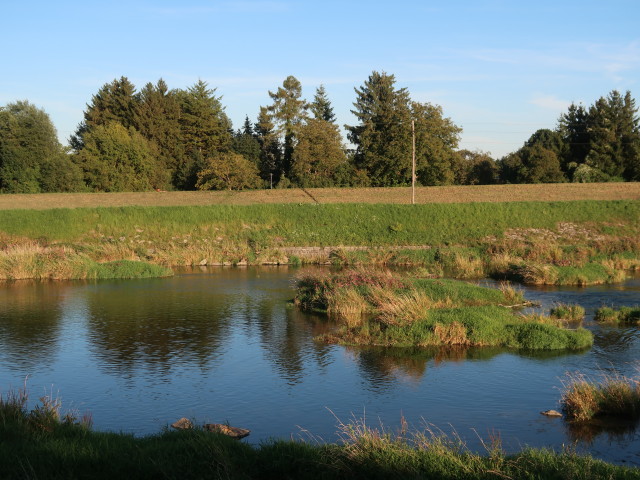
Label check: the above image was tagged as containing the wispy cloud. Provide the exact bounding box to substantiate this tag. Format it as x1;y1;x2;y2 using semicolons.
467;40;640;82
529;94;570;112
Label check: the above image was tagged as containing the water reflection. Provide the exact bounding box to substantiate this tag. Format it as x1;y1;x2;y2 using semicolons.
348;345;586;390
0;282;63;370
565;417;639;445
1;269;640;465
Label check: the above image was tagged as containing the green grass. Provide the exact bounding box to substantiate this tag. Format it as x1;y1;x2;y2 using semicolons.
0;200;637;245
0;200;638;282
296;269;593;350
594;306;640;324
2;388;638;480
550;304;586;322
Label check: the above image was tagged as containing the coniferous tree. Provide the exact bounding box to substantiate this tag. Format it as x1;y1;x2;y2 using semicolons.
558;103;590;173
232;116;261;167
134;79;183;189
174;80;233;189
254;107;282;185
346;71;412;186
265;76;308;179
71;77;139;150
310;84;336;123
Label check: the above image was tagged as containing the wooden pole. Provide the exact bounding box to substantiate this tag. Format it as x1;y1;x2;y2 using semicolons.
411;119;416;205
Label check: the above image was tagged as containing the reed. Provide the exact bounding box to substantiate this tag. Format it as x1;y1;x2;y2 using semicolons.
562;372;640;421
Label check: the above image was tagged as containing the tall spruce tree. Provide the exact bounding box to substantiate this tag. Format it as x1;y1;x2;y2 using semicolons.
558;103;590;173
174;80;232;189
255;107;282;185
232;116;261;167
346;71;412;186
71;77;139;150
310;84;336;123
134;79;183;189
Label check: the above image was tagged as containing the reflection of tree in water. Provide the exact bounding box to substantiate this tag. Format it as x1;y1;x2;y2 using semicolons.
350;346;583;392
86;281;235;377
0;282;63;371
252;300;333;385
564;416;638;445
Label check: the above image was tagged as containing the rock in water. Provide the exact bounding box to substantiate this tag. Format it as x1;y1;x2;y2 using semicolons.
171;417;194;429
203;423;251;439
540;410;562;417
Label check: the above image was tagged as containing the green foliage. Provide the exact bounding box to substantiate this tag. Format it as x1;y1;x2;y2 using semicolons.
549;304;586;322
232;116;261;167
595;306;640;324
452;150;498;185
0;101;82;193
500;143;566;184
412;101;462;185
346;71;413;186
134;79;183;189
196;152;263;191
310;84;336;123
265;75;308;178
73;122;159;191
290;118;348;187
71;76;139;151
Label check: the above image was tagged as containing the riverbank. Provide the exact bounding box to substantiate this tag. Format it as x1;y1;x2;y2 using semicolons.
0;198;638;282
2;390;638;480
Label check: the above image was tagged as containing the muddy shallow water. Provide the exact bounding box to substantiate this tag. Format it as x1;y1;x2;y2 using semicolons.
1;268;639;465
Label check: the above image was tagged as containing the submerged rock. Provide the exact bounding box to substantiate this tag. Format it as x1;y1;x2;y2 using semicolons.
171;417;250;438
171;417;194;429
540;410;563;417
203;423;251;439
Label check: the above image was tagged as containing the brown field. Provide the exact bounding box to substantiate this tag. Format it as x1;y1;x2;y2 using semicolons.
0;183;638;210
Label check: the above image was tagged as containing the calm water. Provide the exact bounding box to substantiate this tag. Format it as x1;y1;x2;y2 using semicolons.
1;268;639;465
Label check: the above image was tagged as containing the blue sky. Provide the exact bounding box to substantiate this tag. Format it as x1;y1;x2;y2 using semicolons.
2;0;639;158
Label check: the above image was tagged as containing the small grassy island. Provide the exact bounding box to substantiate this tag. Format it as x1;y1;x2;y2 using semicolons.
595;306;640;325
295;268;593;350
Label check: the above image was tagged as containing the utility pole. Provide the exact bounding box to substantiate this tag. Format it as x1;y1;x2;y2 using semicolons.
411;119;416;205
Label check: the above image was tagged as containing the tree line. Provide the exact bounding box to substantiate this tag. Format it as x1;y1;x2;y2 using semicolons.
1;72;638;193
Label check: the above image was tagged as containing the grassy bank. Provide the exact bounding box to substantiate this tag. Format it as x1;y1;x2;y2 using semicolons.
294;268;592;350
2;389;638;480
0;199;638;282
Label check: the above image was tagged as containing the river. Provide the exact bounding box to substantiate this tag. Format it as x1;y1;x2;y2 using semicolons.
0;267;638;465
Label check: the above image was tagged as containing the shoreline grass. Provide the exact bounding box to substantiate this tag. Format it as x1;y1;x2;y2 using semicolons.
562;372;640;422
0;199;638;283
295;268;593;350
2;387;639;479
